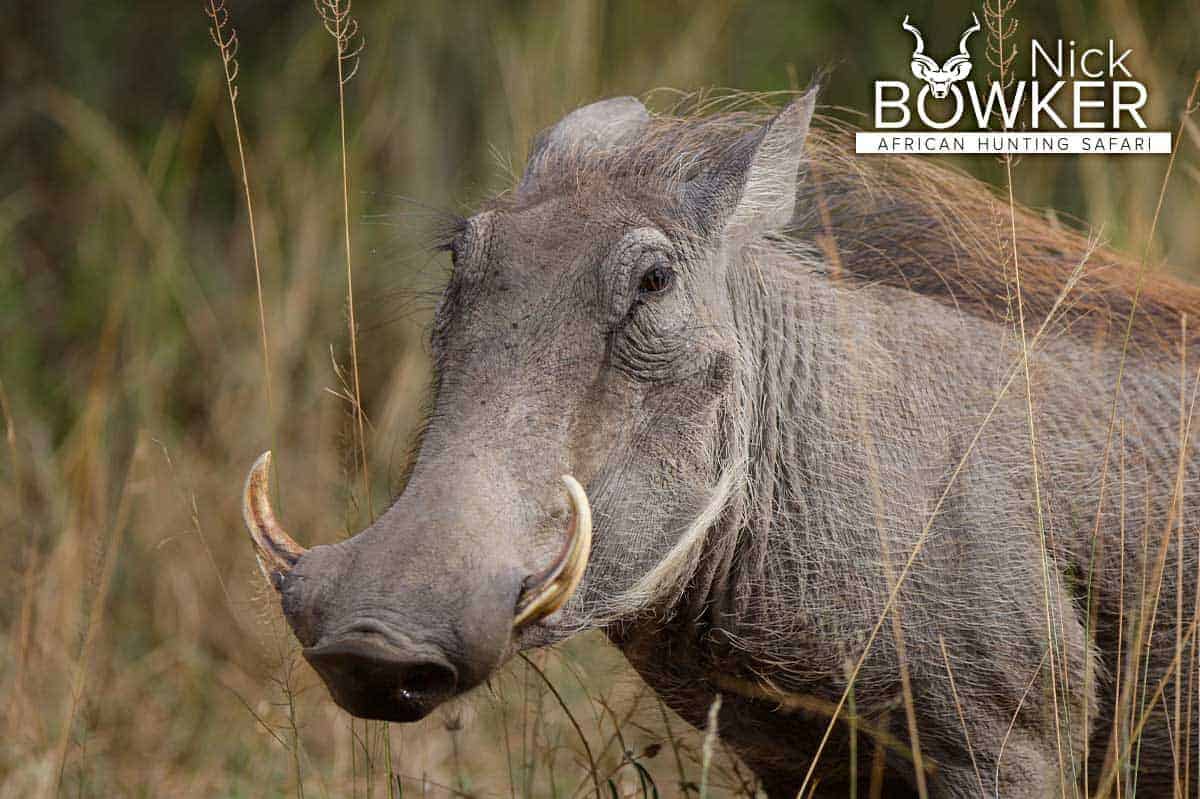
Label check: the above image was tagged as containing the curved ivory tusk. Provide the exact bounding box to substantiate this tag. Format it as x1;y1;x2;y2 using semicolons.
242;451;308;588
513;475;593;628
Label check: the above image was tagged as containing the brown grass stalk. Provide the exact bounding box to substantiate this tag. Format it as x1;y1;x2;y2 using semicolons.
205;0;273;425
985;3;1074;791
52;436;144;796
312;4;378;791
314;0;370;512
939;637;985;797
1174;315;1188;794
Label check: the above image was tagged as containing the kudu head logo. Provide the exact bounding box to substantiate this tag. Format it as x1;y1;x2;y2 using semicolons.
902;13;981;99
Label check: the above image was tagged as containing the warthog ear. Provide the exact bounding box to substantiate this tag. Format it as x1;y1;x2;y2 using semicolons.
686;87;818;238
518;97;650;195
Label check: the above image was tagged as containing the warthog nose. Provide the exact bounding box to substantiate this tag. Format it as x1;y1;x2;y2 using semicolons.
303;634;459;723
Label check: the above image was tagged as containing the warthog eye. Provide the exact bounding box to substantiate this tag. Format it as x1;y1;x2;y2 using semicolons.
638;264;674;295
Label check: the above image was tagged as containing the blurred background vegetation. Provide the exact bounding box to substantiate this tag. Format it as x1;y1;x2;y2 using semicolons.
1;1;1197;796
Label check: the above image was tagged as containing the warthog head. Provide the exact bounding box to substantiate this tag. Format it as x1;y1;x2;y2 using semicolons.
902;13;980;99
242;89;817;723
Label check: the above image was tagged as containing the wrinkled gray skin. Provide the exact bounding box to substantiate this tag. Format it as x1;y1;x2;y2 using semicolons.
275;91;1198;797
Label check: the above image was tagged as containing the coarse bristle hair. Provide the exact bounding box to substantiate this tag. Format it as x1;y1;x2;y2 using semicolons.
496;90;1200;355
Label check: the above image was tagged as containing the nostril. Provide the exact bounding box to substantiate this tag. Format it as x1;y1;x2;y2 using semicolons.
398;661;458;702
303;635;460;722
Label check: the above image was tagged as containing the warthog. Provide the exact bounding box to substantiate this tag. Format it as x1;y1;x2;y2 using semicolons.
243;89;1200;796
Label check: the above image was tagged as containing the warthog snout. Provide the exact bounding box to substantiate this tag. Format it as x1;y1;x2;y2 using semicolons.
302;627;459;723
241;452;592;722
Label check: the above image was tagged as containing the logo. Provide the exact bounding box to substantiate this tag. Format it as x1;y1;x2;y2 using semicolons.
902;13;979;99
855;12;1172;155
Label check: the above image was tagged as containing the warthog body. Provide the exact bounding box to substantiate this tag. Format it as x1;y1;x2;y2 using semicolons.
249;91;1200;796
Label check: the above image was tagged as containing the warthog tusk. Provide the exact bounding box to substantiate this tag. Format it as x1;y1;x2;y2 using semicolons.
513;475;593;628
242;451;308;588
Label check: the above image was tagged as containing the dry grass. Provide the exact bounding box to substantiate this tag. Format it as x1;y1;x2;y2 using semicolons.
1;2;1198;797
